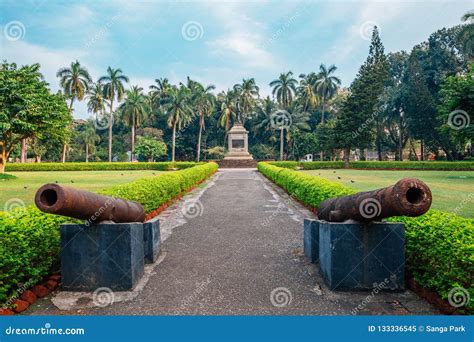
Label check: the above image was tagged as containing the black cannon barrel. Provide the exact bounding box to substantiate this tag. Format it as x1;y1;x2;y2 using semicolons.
317;178;432;222
35;183;145;224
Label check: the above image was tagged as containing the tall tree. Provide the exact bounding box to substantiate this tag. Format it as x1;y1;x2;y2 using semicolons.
98;67;129;162
314;64;341;124
161;86;193;161
217;90;238;145
269;71;298;108
87;83;107;123
1;62;71;173
80;122;100;162
56;60;92;162
187;79;216;162
119;86;150;161
234;78;259;121
336;26;389;167
297;72;319;112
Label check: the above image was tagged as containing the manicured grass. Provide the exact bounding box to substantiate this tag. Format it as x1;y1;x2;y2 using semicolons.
0;170;165;209
301;169;474;218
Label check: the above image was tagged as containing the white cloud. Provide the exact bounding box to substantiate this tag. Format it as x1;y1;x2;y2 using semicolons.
205;1;277;70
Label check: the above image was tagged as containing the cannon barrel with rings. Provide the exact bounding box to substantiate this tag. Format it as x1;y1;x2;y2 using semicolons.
304;178;432;291
35;184;161;291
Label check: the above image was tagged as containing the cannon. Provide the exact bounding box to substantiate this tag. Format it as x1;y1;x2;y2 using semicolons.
35;183;145;224
317;178;432;222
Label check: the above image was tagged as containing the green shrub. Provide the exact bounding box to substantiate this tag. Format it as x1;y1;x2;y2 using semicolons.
0;162;218;306
294;161;474;171
388;211;474;313
5;161;201;172
0;173;17;180
258;162;355;208
259;162;474;312
0;208;68;304
101;162;218;213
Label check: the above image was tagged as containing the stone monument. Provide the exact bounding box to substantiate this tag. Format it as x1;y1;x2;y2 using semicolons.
224;100;253;160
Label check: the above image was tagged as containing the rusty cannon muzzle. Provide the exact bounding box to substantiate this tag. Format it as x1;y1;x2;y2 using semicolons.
35;183;145;224
317;178;432;222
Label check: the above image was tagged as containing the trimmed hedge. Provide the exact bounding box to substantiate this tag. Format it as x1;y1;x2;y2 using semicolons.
5;161;201;172
0;162;218;305
268;160;474;171
258;162;355;208
100;162;218;213
258;162;474;312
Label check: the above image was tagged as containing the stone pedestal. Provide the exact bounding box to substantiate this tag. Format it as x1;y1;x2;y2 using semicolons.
320;221;405;291
224;123;253;160
304;219;405;291
61;218;161;291
143;217;161;264
304;219;320;263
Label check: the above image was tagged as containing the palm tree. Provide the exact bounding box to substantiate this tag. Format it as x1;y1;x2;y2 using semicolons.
56;60;92;162
314;64;341;124
297;73;319;112
314;64;341;160
187;79;216;162
98;67;129;162
253;96;277;136
161;86;193;161
149;77;171;110
119;86;150;161
234;78;259;121
217;90;238;145
269;72;298;108
87;83;107;122
285;102;311;159
81;123;100;162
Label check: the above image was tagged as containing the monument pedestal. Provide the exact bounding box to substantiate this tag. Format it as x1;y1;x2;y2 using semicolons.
224;123;253;160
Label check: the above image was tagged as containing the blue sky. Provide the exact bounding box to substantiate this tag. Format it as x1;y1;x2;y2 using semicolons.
1;0;471;119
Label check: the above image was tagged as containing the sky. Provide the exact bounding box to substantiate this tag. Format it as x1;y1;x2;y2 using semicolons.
1;0;472;119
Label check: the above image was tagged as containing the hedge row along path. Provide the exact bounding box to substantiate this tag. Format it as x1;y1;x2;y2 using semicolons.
28;169;437;315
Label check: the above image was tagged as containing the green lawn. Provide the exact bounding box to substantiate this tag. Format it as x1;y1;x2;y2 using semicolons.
0;170;164;210
301;169;474;218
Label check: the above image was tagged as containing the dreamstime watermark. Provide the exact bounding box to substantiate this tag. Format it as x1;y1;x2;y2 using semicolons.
351;110;387;139
181;199;204;219
448;287;471;308
359;197;381;219
177;278;211;313
84;12;122;49
4;198;26;216
270;110;292;130
351;278;390;315
270;287;293;307
5;323;85;336
92;287;115;308
3;21;26;41
84;197;117;226
447;109;470;130
1;279;34;310
359;21;380;41
181;21;203;41
261;7;303;49
94;113;113;131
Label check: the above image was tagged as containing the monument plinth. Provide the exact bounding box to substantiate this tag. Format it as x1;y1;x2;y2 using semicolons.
224;123;253;160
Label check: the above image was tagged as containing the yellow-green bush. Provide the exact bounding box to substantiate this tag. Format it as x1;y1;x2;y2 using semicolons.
258;162;474;312
268;160;474;171
5;161;200;172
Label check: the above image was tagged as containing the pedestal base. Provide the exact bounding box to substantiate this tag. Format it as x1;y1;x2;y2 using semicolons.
304;220;405;291
304;219;320;263
61;219;161;291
